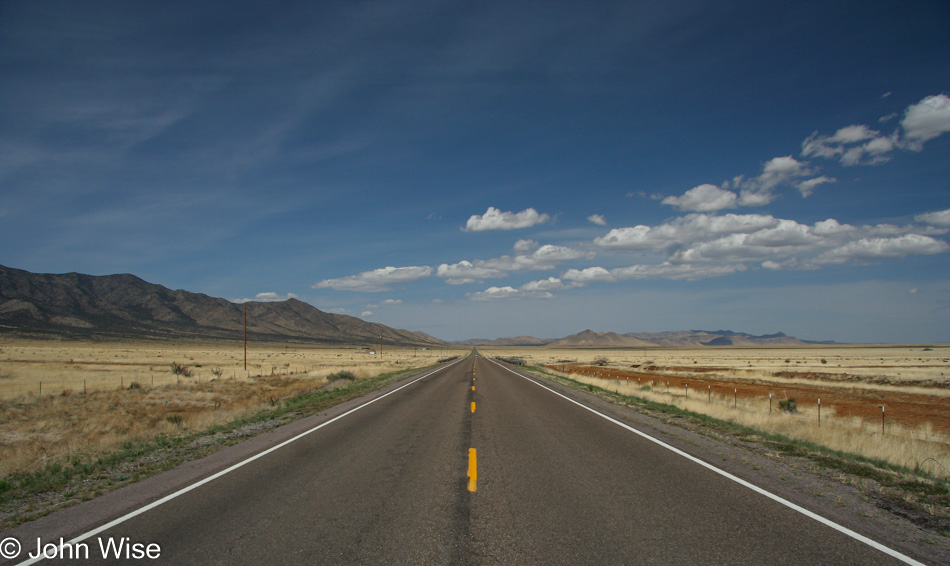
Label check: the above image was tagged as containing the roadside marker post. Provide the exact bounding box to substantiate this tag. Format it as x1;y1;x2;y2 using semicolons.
882;405;886;436
734;388;737;408
769;393;772;413
818;398;821;426
685;383;688;398
708;385;711;403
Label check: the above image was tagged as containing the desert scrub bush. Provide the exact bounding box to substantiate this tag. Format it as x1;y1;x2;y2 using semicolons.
165;414;184;426
127;381;142;390
170;362;192;378
779;398;798;413
327;370;356;382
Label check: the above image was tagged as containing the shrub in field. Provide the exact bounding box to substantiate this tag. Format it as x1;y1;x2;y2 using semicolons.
169;362;192;378
165;415;184;426
327;370;356;382
779;398;798;413
127;382;142;390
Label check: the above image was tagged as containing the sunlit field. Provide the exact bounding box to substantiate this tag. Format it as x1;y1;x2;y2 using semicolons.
483;345;950;478
0;340;467;476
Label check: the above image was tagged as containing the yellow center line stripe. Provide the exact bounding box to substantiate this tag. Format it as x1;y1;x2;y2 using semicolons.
471;401;476;413
467;448;477;492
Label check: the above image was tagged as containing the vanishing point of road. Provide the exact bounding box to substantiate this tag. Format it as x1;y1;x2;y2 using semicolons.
3;354;927;565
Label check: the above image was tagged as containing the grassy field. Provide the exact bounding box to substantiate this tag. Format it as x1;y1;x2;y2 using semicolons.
481;344;950;478
0;340;467;477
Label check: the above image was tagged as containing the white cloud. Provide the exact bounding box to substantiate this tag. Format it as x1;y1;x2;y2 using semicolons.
232;291;298;303
360;310;373;317
796;175;836;197
815;234;950;265
801;94;950;165
480;243;591;271
313;265;432;292
901;94;950;149
594;213;779;251
739;156;812;205
662;184;737;212
436;260;508;284
513;239;539;252
588;214;607;225
520;277;579;292
381;299;403;305
916;208;950;228
467;286;555;301
462;207;550;232
563;263;746;283
588;211;949;277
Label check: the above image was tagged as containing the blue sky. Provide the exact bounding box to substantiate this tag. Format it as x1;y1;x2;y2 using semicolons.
2;1;949;343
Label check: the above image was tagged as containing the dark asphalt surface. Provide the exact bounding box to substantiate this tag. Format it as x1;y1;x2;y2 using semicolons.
8;355;919;565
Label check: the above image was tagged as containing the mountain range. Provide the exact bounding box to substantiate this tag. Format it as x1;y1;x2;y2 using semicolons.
453;329;827;348
0;265;442;346
0;265;826;346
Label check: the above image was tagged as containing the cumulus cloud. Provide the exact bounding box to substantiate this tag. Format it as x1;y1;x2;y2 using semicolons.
232;292;299;303
360;310;373;317
380;299;403;305
802;94;950;165
594;213;779;251
662;184;737;212
901;94;950;149
313;265;432;292
463;207;550;232
739;156;815;205
480;243;591;272
436;260;507;284
588;210;949;278
563;263;746;283
588;214;607;225
916;208;950;228
815;234;950;265
467;286;555;301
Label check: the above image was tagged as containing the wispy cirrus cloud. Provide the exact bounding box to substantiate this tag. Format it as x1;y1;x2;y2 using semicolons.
462;207;550;232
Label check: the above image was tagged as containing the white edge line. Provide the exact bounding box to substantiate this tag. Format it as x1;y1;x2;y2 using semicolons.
13;357;466;566
489;358;927;566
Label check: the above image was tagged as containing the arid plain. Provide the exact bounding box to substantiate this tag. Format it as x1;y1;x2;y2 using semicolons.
485;344;950;478
0;340;467;477
2;340;948;480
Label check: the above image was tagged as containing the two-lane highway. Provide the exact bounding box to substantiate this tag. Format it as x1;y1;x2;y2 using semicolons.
8;354;925;565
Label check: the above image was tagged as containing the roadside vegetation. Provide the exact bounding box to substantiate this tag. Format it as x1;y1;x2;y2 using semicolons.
522;364;950;535
0;345;449;529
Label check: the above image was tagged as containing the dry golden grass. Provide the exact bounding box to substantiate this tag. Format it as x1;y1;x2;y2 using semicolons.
535;360;950;479
0;340;466;476
485;344;950;394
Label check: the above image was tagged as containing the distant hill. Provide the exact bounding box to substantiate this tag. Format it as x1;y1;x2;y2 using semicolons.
0;265;443;346
454;329;820;348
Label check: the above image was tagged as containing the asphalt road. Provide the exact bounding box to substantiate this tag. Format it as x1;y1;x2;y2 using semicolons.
7;355;923;565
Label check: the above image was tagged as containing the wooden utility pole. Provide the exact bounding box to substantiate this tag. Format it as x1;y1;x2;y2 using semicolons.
244;304;248;371
379;334;383;359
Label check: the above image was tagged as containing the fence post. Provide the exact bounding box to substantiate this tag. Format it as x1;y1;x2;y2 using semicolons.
685;383;688;399
708;385;711;403
39;380;42;396
769;393;772;413
734;388;737;408
882;405;885;435
818;398;821;426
